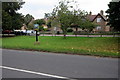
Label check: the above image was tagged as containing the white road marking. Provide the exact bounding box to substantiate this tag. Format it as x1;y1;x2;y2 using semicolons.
0;66;74;79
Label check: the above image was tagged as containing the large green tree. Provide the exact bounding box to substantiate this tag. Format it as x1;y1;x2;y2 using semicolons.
51;0;74;38
106;1;120;31
2;1;25;30
50;0;88;38
70;9;87;36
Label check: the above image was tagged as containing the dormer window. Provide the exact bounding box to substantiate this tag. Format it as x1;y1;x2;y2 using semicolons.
97;18;101;22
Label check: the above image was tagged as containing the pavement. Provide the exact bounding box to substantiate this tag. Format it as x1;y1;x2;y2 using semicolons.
1;49;119;79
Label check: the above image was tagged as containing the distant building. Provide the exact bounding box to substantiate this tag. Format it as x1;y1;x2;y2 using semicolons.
21;18;35;30
87;10;110;32
21;24;27;30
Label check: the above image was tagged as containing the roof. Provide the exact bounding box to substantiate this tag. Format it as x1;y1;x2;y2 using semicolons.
86;15;96;22
87;13;107;22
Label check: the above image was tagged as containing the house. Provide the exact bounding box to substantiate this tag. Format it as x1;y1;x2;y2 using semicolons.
21;18;35;30
87;10;110;32
21;24;27;30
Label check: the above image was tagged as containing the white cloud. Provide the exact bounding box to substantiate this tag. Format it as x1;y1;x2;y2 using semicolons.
18;0;111;19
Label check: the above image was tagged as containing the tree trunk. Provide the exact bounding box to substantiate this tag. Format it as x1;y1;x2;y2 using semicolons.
64;34;66;38
87;31;89;37
63;30;67;39
75;28;78;37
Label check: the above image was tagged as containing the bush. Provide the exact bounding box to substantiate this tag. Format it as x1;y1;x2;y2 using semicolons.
67;29;73;32
39;26;44;31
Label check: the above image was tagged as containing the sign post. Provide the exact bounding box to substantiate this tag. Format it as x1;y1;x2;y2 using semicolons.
34;24;40;44
36;30;38;42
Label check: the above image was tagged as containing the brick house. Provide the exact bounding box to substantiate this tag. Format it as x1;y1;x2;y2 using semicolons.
87;10;110;32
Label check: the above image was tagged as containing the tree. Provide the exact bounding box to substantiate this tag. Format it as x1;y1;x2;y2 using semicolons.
2;1;25;30
106;1;120;31
34;19;46;26
24;14;34;29
51;0;74;38
70;9;87;36
50;0;88;38
82;19;97;32
44;13;51;19
2;10;12;30
47;20;52;28
28;21;34;29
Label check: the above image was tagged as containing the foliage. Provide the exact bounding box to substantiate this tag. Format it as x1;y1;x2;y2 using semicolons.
46;20;52;28
70;9;87;32
28;22;34;29
2;10;12;30
51;0;74;38
82;20;97;32
24;14;34;29
39;25;44;31
34;19;46;26
44;13;51;19
67;28;73;32
51;18;60;28
50;0;88;37
106;1;120;31
2;1;25;30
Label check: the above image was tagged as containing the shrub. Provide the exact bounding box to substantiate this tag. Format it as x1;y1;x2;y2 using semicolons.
67;29;73;32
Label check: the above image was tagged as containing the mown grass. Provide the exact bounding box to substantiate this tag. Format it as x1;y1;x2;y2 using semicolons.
1;36;119;57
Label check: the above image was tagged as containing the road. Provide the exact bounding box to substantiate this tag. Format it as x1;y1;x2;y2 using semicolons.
1;49;119;79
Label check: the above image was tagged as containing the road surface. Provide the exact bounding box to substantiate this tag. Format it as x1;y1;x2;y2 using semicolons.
1;49;119;79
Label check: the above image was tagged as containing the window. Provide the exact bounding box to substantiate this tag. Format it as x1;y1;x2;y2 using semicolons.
96;26;101;30
97;18;101;22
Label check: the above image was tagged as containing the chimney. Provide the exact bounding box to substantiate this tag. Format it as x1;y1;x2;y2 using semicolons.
89;11;92;15
100;10;104;15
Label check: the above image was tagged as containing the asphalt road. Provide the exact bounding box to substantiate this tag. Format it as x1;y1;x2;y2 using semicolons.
1;49;119;79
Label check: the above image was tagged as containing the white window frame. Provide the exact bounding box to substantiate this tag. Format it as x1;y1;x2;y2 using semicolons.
97;18;101;22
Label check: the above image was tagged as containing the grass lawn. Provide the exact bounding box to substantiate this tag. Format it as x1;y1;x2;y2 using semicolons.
1;36;119;57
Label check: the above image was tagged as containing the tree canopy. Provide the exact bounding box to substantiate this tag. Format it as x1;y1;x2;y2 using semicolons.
106;1;120;31
70;9;87;32
50;0;91;37
51;0;82;37
82;20;97;32
45;0;97;37
34;19;46;26
24;14;34;29
2;1;25;30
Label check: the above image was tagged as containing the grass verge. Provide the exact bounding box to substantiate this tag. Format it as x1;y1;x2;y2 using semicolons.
1;36;119;58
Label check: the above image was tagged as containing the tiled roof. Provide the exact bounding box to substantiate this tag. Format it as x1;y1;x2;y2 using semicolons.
86;15;96;22
87;14;107;22
100;14;107;21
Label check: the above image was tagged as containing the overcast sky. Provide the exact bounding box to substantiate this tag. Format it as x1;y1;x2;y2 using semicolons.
18;0;111;19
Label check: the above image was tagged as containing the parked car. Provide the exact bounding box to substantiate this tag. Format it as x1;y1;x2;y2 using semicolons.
14;30;40;36
2;30;14;34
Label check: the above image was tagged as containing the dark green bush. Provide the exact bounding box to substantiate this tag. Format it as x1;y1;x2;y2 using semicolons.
67;29;73;32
